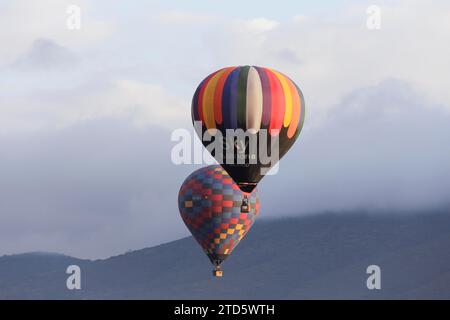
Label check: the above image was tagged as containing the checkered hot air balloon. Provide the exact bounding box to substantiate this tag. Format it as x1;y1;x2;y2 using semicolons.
192;66;305;192
178;165;260;277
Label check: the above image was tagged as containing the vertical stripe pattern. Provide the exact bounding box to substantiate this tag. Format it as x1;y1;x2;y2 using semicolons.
192;66;305;139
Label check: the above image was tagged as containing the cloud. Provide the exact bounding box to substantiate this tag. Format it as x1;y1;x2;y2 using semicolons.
155;11;216;25
65;79;189;129
0;1;449;258
0;119;194;258
0;80;449;259
260;79;450;215
13;38;78;70
4;1;448;135
0;66;189;135
0;0;112;66
238;18;279;32
171;0;450;118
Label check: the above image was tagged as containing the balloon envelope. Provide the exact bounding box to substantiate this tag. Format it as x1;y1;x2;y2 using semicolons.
192;66;305;192
178;165;260;268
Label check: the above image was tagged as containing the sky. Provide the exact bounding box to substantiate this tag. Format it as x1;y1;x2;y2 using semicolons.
0;0;450;258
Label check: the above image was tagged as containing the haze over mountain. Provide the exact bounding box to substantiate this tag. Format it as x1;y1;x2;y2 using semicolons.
1;209;449;299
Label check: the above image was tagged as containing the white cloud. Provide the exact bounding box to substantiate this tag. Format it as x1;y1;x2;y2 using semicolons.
0;77;188;135
0;0;113;66
292;14;308;24
2;1;450;136
172;1;450;125
238;17;279;32
73;79;188;129
13;38;78;69
155;11;216;25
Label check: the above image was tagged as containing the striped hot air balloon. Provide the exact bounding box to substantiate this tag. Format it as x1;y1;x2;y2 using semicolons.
192;66;305;192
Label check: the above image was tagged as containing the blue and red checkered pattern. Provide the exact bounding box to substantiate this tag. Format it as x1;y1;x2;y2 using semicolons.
178;165;260;262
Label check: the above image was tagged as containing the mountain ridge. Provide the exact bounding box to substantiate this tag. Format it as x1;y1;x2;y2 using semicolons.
0;210;449;299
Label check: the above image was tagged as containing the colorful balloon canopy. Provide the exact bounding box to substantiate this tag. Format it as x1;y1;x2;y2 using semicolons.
192;66;305;137
192;66;305;192
178;165;260;275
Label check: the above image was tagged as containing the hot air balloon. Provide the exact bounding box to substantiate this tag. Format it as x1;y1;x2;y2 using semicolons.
192;66;305;193
178;165;260;277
